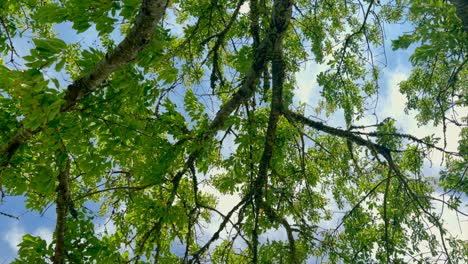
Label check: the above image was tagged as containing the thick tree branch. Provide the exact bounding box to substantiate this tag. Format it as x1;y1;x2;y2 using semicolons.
383;171;392;263
0;0;169;169
208;0;293;132
352;131;459;156
54;155;71;264
281;217;299;264
156;2;294;259
152;0;293;252
250;0;261;49
449;0;468;35
63;0;169;107
208;0;246;90
252;5;289;260
286;111;455;263
284;110;392;157
264;206;299;264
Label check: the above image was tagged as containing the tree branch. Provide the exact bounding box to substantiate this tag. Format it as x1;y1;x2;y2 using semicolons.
73;184;152;201
153;1;294;258
190;196;250;263
284;111;455;263
208;0;293;132
0;210;19;220
449;0;468;35
252;1;290;259
0;0;170;170
264;206;299;264
353;131;459;156
54;154;71;264
284;110;391;157
383;171;392;263
0;15;19;62
208;0;246;91
63;0;169;107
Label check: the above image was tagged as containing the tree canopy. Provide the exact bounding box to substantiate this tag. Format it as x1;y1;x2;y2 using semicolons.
0;0;467;263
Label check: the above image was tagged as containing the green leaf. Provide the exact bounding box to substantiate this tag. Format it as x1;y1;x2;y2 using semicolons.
158;67;178;84
33;38;67;54
33;3;67;24
391;34;418;50
55;58;66;71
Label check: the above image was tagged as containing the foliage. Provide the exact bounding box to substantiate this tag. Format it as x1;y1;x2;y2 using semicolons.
0;0;467;263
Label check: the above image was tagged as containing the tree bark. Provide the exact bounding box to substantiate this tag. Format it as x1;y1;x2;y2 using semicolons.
450;0;468;35
252;3;289;260
54;156;71;264
208;0;293;132
164;0;293;261
0;0;169;169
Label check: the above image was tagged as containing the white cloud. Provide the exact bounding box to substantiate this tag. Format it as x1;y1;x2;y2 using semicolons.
34;227;53;245
260;227;288;244
295;60;328;107
432;193;468;241
201;184;241;215
373;65;468;255
3;224;54;256
95;217;117;237
216;132;238;160
378;65;463;163
239;2;250;14
380;69;409;121
4;224;25;252
194;58;466;259
192;167;244;253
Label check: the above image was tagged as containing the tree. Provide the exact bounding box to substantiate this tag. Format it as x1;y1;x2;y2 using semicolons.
0;0;467;263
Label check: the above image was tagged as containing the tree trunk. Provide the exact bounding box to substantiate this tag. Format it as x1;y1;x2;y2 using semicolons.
54;157;71;264
450;0;468;35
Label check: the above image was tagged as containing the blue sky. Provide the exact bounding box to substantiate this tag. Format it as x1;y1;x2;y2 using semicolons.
1;2;467;263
